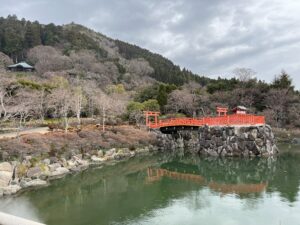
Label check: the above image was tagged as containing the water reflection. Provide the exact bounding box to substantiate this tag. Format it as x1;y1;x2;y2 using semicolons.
146;164;268;195
146;168;205;184
2;148;300;225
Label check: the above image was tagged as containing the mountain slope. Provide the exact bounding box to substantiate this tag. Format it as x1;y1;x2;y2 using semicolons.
0;15;210;86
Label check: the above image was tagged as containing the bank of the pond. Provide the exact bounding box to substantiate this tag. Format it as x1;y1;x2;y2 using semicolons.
273;127;300;144
0;124;279;197
0;146;159;197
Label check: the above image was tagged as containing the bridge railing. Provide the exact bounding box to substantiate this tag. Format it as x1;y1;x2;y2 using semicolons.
148;114;265;129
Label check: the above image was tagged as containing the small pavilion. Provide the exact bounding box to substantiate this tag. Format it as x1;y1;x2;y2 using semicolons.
232;106;248;115
7;62;35;72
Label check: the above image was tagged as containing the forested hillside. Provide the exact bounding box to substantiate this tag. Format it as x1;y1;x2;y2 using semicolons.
0;15;299;130
0;15;209;86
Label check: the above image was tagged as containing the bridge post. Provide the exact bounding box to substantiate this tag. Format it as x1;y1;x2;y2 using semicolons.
145;113;149;126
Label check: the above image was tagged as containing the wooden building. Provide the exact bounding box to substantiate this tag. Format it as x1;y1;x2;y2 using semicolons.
7;62;35;72
232;106;248;114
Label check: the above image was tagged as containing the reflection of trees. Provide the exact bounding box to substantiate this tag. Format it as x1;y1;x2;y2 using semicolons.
268;152;300;202
23;154;201;225
208;182;267;194
18;152;300;225
164;153;300;202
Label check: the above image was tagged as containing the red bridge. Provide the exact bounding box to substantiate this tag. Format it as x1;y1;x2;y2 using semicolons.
145;107;265;132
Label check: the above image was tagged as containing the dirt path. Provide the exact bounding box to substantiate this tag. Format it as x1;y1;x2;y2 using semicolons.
0;127;50;140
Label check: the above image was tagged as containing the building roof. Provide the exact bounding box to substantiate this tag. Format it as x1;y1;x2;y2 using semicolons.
7;62;34;69
233;106;248;111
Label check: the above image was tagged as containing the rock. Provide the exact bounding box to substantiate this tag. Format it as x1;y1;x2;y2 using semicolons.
1;185;21;195
22;159;31;168
0;171;13;187
103;155;114;161
73;154;83;160
60;158;68;167
20;179;48;188
26;166;42;178
255;138;264;147
49;157;59;164
1;151;9;161
98;150;104;157
43;158;51;165
49;167;69;179
70;167;82;172
136;148;149;154
272;145;279;154
229;136;237;143
25;156;32;161
105;148;116;157
67;160;77;169
79;160;89;167
0;162;12;172
48;163;61;172
10;179;19;185
130;151;136;157
291;138;300;144
39;174;48;181
250;129;258;139
266;140;272;154
91;155;105;163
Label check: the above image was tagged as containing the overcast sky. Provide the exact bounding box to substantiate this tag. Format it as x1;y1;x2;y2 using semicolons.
1;0;300;87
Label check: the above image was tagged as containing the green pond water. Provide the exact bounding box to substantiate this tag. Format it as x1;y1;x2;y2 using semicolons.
1;145;300;225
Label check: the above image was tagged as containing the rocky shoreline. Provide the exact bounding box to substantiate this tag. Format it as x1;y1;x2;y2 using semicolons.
156;125;278;157
0;146;159;197
0;124;278;197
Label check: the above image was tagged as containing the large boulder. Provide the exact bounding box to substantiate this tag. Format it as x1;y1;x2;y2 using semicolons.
49;167;69;179
20;179;48;188
0;172;13;187
48;163;61;172
0;162;12;172
1;185;21;195
0;162;13;187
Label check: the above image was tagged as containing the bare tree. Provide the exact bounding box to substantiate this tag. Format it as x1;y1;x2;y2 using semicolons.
0;52;13;72
47;77;74;132
0;75;18;122
166;89;196;116
233;68;256;83
264;89;289;128
73;86;86;127
27;45;73;75
8;89;39;132
69;50;97;72
126;58;154;76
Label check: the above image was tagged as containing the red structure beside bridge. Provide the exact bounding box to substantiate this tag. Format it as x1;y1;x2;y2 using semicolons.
144;107;265;129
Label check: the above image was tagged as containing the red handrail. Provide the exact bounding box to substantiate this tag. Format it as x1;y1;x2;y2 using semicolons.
148;114;265;129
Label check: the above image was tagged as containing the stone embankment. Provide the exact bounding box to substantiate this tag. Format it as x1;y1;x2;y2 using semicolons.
0;146;157;197
156;125;278;157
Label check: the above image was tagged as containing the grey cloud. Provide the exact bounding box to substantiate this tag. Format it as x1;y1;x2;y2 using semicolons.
0;0;299;87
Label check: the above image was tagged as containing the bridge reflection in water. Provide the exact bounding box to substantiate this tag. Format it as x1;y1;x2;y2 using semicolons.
146;168;205;184
146;167;267;195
